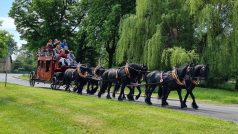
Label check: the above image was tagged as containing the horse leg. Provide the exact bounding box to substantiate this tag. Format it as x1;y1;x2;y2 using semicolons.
145;85;156;105
113;85;120;98
106;83;112;99
127;86;134;101
158;86;163;99
98;82;107;98
86;81;91;94
190;89;199;109
162;86;169;106
118;83;126;101
135;86;141;100
91;82;98;95
177;88;185;108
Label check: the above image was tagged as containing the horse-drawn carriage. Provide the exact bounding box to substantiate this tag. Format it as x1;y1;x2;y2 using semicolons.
29;52;76;89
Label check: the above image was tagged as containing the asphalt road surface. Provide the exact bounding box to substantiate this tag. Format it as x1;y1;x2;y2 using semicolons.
0;73;238;123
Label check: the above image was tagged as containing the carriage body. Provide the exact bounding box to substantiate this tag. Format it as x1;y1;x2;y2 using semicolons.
29;52;76;89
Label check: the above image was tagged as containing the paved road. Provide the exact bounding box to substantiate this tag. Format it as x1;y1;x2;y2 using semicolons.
1;73;238;123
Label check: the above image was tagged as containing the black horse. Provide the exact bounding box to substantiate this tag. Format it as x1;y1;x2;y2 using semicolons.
73;64;89;94
112;69;146;101
98;63;147;101
63;68;77;92
145;64;193;108
181;64;209;109
86;66;107;95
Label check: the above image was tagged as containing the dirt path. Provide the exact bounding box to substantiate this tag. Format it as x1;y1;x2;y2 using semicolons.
1;73;238;122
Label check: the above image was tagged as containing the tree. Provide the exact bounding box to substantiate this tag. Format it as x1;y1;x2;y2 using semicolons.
12;45;35;72
0;30;16;58
77;0;136;67
9;0;85;51
116;0;194;70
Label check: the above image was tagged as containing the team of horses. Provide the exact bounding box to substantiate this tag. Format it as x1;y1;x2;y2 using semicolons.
61;63;209;109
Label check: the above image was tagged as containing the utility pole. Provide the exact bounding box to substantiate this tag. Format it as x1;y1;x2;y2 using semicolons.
4;56;8;87
5;41;14;87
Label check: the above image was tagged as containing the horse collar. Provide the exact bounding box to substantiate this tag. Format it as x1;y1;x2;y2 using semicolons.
172;69;185;86
125;64;130;78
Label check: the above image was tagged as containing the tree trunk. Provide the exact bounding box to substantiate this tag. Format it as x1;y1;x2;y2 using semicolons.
235;79;238;91
108;51;114;68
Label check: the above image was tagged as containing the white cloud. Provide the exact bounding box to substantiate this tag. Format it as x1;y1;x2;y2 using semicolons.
0;17;16;30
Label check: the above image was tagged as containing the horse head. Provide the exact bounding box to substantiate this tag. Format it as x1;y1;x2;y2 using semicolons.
76;63;88;77
94;66;106;77
126;63;148;82
193;64;209;79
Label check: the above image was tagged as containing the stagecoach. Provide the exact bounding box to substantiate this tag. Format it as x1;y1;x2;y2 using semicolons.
29;52;75;89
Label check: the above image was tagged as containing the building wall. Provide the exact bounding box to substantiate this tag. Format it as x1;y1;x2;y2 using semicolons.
0;56;12;72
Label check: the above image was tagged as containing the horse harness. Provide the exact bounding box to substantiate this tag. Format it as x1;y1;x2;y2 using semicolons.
77;64;87;78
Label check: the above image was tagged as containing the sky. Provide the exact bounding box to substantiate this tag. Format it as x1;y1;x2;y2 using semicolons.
0;0;26;49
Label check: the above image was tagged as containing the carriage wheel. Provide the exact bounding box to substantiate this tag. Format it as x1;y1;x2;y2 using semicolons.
29;71;36;87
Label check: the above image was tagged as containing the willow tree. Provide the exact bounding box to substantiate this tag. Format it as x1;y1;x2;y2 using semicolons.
186;0;237;87
232;1;238;90
117;0;194;70
161;47;199;68
117;0;163;65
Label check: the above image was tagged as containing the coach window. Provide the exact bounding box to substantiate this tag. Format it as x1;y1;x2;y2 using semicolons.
40;61;44;68
46;61;51;72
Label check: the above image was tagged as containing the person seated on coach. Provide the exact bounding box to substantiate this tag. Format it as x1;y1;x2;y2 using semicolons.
60;39;69;50
67;50;77;66
59;49;67;59
46;39;54;55
53;45;61;60
53;39;61;48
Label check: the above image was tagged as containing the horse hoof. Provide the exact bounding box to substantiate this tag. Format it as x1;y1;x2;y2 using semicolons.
145;98;152;105
192;102;199;109
181;102;187;109
127;95;134;101
107;95;112;99
135;95;140;100
98;93;101;98
118;97;123;101
162;101;168;106
112;94;116;98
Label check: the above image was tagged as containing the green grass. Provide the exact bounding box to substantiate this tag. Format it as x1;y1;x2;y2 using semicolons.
18;74;29;80
0;83;238;134
166;87;238;104
126;86;238;104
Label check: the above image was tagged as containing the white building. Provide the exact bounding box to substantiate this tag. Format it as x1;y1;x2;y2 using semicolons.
0;56;12;72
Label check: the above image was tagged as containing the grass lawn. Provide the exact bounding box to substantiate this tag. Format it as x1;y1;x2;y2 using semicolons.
128;86;238;104
168;87;238;104
0;83;238;134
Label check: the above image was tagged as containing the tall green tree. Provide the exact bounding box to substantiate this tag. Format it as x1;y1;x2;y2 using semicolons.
117;0;194;70
9;0;85;51
0;30;16;58
77;0;136;67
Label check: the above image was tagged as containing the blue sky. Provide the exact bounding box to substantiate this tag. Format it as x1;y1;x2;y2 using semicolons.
0;0;26;49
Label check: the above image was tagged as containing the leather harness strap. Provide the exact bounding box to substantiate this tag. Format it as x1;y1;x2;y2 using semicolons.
172;69;185;86
192;80;200;85
77;64;87;78
125;63;130;78
160;72;163;83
